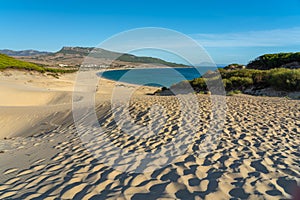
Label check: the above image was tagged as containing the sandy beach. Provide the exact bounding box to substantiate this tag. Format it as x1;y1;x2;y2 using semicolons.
0;69;299;199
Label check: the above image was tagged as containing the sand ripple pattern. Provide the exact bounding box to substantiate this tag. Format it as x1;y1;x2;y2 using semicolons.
0;95;299;199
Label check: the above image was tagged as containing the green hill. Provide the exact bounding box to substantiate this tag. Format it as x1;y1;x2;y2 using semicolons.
0;53;46;72
247;52;300;70
0;54;76;73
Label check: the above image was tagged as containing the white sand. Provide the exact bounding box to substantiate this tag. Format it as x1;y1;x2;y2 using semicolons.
0;69;299;199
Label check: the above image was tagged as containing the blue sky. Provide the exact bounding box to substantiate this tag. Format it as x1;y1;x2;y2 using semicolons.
1;0;300;64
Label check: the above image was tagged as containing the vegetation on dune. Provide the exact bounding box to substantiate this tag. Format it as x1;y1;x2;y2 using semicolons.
169;53;300;96
43;67;77;74
0;54;77;74
247;52;300;70
227;90;242;96
186;68;300;93
0;54;45;72
268;68;300;91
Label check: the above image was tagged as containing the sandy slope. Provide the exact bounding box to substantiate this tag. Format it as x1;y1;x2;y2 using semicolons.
0;70;74;139
0;70;299;199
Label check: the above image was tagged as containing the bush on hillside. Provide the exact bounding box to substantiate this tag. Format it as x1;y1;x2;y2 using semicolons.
247;52;300;70
0;54;45;72
268;68;300;91
222;77;253;90
0;54;77;74
186;68;300;93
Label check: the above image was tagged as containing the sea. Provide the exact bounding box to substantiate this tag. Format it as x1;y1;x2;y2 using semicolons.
98;66;224;88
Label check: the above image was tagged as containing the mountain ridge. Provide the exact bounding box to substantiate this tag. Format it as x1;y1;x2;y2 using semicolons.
0;49;50;57
0;46;189;68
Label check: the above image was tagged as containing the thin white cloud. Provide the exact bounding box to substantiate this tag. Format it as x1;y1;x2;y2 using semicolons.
191;27;300;47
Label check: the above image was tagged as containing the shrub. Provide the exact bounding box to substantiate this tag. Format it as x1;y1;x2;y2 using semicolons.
227;76;253;90
219;69;258;79
251;70;268;85
222;78;232;89
161;87;168;91
44;67;78;73
268;68;300;91
227;90;242;96
189;77;207;91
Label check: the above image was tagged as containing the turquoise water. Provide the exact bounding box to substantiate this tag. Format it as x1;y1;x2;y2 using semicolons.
99;67;222;87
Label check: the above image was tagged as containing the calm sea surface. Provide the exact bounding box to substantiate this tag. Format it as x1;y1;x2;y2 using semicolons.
99;67;223;87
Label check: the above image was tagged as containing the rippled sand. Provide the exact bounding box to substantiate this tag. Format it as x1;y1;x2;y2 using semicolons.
0;70;299;199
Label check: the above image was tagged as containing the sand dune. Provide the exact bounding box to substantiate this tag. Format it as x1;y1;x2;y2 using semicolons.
0;70;299;199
